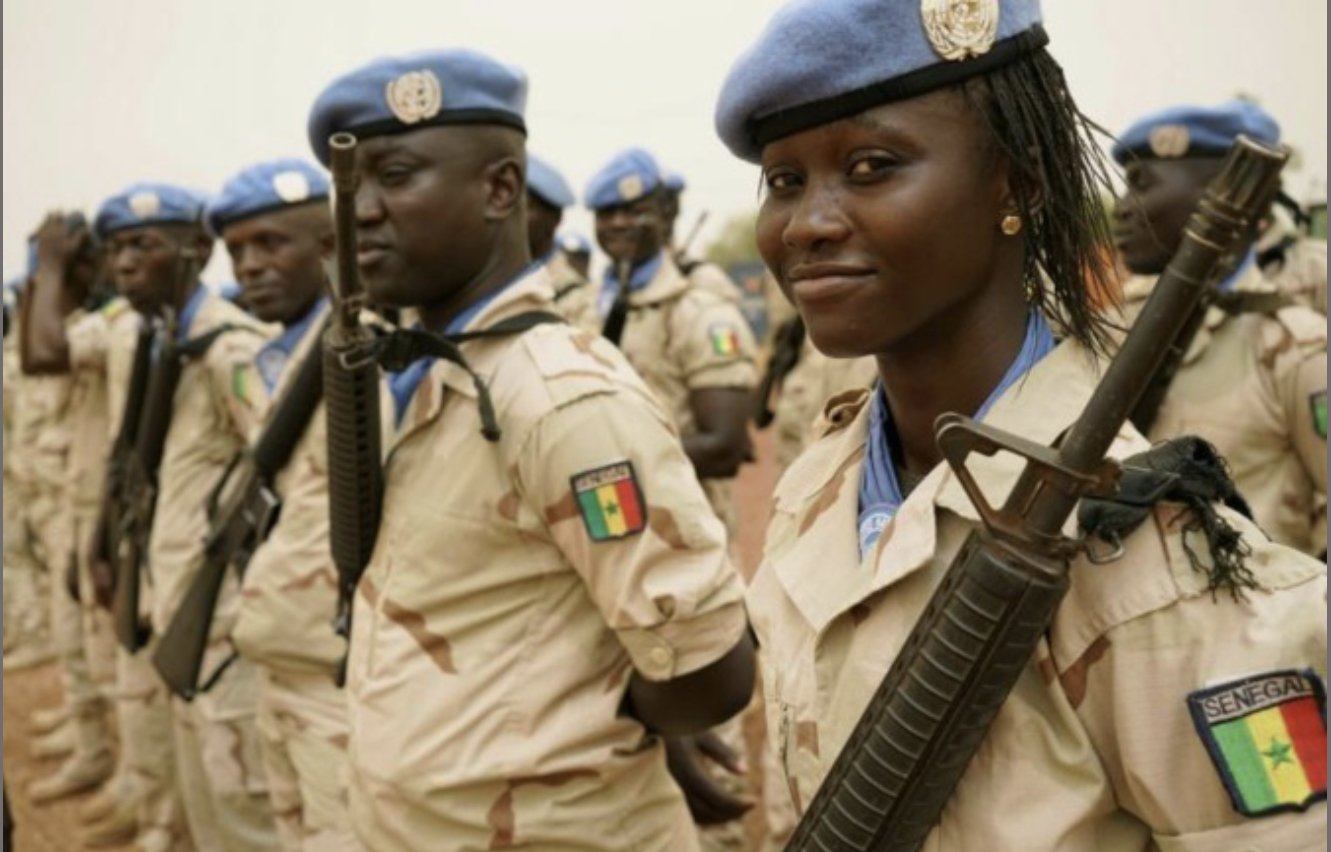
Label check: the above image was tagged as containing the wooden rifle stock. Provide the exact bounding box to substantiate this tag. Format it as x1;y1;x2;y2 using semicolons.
783;136;1288;852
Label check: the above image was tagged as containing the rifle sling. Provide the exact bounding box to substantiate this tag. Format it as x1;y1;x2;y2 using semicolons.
372;311;565;442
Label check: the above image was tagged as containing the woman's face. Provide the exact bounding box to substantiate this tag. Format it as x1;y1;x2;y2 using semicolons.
755;89;1015;359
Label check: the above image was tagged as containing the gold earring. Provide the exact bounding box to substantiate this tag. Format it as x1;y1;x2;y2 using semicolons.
1000;214;1022;236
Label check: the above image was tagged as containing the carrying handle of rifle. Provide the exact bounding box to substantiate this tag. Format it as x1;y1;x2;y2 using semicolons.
935;413;1119;554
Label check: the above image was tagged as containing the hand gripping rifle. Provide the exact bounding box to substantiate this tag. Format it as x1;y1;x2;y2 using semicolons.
783;136;1287;852
324;132;385;685
152;324;326;700
112;247;202;653
90;320;155;607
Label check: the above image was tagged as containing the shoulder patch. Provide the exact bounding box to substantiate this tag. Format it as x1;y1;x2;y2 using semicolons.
571;461;647;542
708;322;741;356
1311;391;1327;440
1187;669;1327;818
231;364;250;403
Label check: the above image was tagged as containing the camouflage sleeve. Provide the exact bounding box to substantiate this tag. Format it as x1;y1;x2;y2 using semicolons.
1074;508;1327;849
65;310;109;372
670;294;758;391
514;386;747;682
209;328;272;444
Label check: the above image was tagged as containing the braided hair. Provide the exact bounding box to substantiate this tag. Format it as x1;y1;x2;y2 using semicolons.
961;48;1119;357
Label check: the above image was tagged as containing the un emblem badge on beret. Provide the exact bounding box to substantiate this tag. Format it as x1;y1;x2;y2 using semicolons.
617;174;645;202
385;69;443;125
272;171;312;204
129;191;162;219
922;0;999;61
1149;124;1191;158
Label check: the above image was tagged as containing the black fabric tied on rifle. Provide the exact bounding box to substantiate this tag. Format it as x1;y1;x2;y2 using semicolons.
1078;436;1258;598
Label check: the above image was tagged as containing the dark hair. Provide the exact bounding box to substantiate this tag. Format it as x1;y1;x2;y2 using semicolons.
962;47;1118;356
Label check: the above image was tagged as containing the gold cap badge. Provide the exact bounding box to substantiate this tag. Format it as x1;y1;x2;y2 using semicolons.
617;174;645;202
271;171;312;203
128;191;161;220
385;70;443;125
922;0;999;61
1148;125;1191;158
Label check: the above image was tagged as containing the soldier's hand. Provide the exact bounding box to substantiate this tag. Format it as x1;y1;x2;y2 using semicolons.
663;732;754;825
34;213;82;273
89;558;115;611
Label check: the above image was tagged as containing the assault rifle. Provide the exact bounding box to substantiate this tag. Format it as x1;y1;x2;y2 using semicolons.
112;248;201;652
324;132;385;685
783;137;1287;852
89;320;154;609
152;321;327;699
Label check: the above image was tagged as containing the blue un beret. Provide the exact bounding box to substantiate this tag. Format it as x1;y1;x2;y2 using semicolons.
307;48;528;166
715;0;1046;163
557;231;591;254
663;171;687;193
1111;101;1281;165
206;159;330;236
527;155;575;209
584;148;663;210
93;183;210;240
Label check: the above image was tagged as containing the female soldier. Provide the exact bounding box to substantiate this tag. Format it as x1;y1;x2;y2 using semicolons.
714;1;1326;849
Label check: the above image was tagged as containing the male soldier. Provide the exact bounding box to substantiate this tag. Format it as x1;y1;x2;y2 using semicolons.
584;148;758;850
306;47;755;850
659;168;741;306
1112;101;1328;557
3;275;56;674
526;154;598;330
92;182;280;852
22;202;187;850
206;158;370;852
19;211;123;810
556;230;592;280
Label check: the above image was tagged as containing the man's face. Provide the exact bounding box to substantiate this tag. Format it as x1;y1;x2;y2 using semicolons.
350;126;498;310
1113;158;1223;276
222;205;329;325
525;194;562;260
594;194;666;265
106;224;206;316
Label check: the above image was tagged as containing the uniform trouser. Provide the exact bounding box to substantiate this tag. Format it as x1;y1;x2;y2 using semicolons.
72;511;117;690
119;642;190;849
2;493;48;648
30;489;105;720
255;668;366;852
170;654;281;852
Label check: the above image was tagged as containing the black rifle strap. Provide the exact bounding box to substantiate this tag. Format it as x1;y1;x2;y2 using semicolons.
601;284;632;346
753;316;806;428
373;311;565;442
1212;289;1294;315
114;324;157;455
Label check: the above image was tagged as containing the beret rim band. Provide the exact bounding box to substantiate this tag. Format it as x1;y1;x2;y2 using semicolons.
210;195;331;234
339;108;527;149
748;24;1049;153
95;218;206;240
1111;146;1233;166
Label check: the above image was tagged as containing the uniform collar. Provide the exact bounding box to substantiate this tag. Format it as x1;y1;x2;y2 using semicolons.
771;340;1115;634
393;266;557;446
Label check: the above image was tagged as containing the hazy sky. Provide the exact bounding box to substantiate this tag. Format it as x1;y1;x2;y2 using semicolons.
3;0;1326;284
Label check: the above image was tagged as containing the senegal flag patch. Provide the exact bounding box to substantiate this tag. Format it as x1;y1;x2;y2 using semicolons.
571;461;647;542
1311;391;1326;440
709;322;740;356
1187;669;1327;817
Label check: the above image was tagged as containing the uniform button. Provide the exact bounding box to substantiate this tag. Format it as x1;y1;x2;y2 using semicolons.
649;647;671;670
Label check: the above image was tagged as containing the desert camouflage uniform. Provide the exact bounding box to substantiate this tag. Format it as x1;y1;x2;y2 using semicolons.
69;296;190;850
3;329;50;657
1259;230;1327;314
232;300;381;852
144;288;278;852
1120;267;1327;556
772;339;877;472
751;340;1326;851
345;268;748;851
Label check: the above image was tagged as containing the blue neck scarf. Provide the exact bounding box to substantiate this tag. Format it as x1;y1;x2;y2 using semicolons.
597;252;664;315
857;310;1056;557
255;298;327;394
389;264;538;424
1216;248;1256;293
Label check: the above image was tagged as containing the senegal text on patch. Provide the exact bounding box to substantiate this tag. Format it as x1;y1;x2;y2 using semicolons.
1198;673;1314;724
